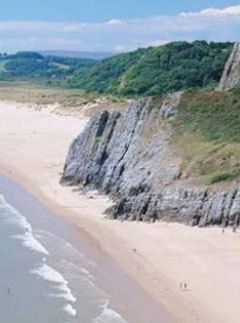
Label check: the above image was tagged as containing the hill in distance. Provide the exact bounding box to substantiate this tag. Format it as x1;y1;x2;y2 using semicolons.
0;51;97;81
67;41;234;96
0;41;234;97
39;50;114;60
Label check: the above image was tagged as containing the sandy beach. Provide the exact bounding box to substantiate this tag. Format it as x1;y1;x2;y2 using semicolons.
1;100;240;323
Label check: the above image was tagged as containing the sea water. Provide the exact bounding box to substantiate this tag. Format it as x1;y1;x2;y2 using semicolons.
0;179;127;323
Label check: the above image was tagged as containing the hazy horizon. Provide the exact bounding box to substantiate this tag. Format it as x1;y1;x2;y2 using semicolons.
0;1;239;53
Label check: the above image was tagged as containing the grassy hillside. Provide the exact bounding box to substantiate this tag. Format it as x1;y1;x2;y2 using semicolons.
0;81;127;117
0;51;96;82
68;41;233;96
0;41;233;96
173;85;240;184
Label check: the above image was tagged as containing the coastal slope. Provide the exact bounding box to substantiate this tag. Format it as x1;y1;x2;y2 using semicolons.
62;91;240;227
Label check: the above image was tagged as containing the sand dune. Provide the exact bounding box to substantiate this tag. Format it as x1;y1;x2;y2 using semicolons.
0;100;240;323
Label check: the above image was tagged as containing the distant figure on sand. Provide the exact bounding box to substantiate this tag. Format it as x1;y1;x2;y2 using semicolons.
180;282;188;291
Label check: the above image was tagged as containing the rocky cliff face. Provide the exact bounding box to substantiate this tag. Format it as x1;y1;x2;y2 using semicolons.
218;43;240;91
62;93;240;227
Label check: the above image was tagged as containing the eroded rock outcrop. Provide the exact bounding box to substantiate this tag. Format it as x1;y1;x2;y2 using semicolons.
62;93;240;227
218;43;240;91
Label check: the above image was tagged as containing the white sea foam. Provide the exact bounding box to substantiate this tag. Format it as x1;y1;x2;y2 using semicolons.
31;263;65;284
63;304;77;317
31;263;78;317
94;301;127;323
54;283;77;303
0;195;78;318
31;263;77;302
13;232;49;255
0;194;49;255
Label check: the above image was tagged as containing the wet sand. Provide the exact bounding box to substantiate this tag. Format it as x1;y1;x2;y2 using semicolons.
0;101;172;323
1;100;240;323
0;173;169;323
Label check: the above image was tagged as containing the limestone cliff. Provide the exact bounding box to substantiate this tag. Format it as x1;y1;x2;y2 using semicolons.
218;43;240;91
62;93;240;227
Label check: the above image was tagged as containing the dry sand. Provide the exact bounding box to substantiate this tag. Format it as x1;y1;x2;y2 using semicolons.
0;100;240;323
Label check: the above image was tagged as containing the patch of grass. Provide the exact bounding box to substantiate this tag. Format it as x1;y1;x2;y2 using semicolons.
208;169;240;184
173;89;240;184
0;81;128;117
0;81;98;104
175;90;240;143
148;96;164;112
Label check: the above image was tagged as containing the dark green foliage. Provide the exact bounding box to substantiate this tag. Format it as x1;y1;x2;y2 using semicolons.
8;52;44;60
68;48;147;93
209;169;240;184
5;58;58;78
0;52;97;81
68;41;233;96
0;41;234;96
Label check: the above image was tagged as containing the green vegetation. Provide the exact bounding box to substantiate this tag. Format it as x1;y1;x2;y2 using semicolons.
173;87;240;184
208;169;240;184
0;41;233;97
68;41;233;96
0;81;127;115
175;88;240;143
0;42;239;185
68;48;147;93
0;51;96;82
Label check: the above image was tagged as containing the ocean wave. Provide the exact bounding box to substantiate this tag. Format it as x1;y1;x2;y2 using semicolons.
30;263;77;317
63;304;77;317
94;301;127;323
13;232;49;255
53;283;77;303
0;194;49;255
0;195;125;322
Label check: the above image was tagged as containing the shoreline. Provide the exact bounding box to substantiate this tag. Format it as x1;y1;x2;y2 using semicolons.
1;100;240;323
0;173;169;323
0;101;173;323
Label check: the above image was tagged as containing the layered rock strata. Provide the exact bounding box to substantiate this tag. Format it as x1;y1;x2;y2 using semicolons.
62;93;240;227
218;43;240;91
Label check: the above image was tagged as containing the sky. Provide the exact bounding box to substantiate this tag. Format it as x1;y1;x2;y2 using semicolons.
0;0;240;52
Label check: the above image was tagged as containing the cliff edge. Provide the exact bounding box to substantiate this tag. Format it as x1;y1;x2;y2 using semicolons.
62;93;240;227
61;43;240;227
218;43;240;91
